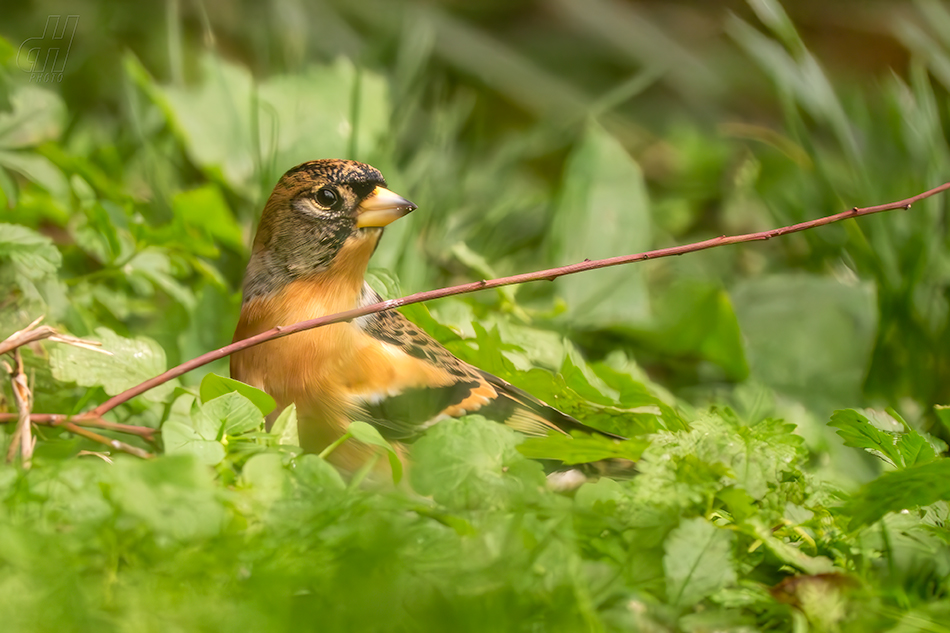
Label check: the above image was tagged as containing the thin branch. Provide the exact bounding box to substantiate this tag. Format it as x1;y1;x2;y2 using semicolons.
0;412;157;440
0;315;110;357
3;182;949;428
59;421;154;459
51;415;158;441
80;181;950;418
5;350;35;467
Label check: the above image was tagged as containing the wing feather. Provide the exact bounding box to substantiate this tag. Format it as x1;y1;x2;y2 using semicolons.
353;284;623;441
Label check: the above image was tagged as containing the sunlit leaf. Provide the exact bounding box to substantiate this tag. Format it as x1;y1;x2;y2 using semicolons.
664;517;736;607
411;416;545;510
846;459;950;528
270;404;300;447
347;421;403;484
172;185;245;253
733;274;876;407
199;372;276;416
551;123;652;328
203;391;265;437
49;326;177;403
829;409;903;468
0;85;65;148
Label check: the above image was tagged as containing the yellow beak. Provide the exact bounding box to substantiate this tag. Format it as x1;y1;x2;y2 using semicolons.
356;186;417;228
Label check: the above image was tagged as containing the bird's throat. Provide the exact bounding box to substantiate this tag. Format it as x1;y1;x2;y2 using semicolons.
238;230;380;333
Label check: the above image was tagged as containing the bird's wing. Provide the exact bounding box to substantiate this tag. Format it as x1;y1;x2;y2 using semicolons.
353;287;607;441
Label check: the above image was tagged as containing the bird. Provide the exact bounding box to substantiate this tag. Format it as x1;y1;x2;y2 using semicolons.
231;159;616;476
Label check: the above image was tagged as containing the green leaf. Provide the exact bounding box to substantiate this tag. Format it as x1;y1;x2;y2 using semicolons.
140;53;389;199
411;416;546;510
896;432;937;468
747;524;836;576
49;326;177;403
829;409;903;468
0;85;66;148
517;433;649;465
199;373;276;416
732;274;876;408
172;185;245;252
240;453;291;504
663;517;736;607
0;151;69;200
161;421;226;465
347;421;403;485
293;453;346;491
108;456;228;539
636;280;749;380
935;404;950;436
551;123;652;327
0;223;61;281
203;391;265;437
270;404;300;447
125;249;196;310
162;394;226;465
846;459;950;528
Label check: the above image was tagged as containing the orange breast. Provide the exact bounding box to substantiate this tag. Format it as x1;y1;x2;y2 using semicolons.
230;240;457;472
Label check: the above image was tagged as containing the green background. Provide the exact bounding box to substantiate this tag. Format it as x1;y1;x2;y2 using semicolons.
2;1;950;631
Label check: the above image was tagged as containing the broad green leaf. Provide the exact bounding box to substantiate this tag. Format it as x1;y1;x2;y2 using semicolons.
664;517;736;607
551;123;651;328
293;454;346;491
107;456;227;539
450;241;525;318
347;421;403;484
199;373;276;416
364;267;403;300
161;421;226;465
633;280;748;380
846;459;950;528
203;391;265;437
829;409;903;468
162;394;226;464
125;249;196;310
270;404;300;447
0;223;61;280
172;185;245;252
139;53;389;199
732;274;876;407
0;85;65;148
896;432;937;468
411;416;546;510
49;326;177;403
0;151;69;200
240;453;291;504
725;417;805;500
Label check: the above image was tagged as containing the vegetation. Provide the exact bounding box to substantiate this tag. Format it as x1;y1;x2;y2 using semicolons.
2;0;950;630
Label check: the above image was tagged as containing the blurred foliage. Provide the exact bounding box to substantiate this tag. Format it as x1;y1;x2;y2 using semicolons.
3;0;950;630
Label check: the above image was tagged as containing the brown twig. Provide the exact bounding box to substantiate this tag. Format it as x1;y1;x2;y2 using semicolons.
2;182;949;432
0;315;110;357
59;421;154;459
5;350;35;467
0;412;158;440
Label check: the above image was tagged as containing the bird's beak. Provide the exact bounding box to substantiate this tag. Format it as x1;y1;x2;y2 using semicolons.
356;186;417;228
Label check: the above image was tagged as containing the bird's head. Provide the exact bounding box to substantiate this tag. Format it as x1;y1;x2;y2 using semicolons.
243;159;416;300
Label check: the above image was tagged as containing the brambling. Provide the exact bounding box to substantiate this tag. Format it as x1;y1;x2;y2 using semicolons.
231;159;610;474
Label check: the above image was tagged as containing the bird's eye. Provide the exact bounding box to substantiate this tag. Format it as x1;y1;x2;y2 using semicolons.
315;187;340;209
